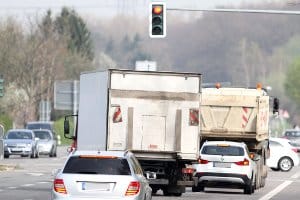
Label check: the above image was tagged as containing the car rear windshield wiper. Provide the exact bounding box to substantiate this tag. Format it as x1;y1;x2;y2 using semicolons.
76;171;98;174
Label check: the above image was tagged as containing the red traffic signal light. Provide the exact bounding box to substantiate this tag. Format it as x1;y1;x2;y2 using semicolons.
149;2;166;38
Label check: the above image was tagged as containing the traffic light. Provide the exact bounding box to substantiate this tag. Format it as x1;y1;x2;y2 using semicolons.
0;75;3;97
149;2;166;38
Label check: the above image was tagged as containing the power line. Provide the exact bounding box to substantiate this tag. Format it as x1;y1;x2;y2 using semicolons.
167;8;300;15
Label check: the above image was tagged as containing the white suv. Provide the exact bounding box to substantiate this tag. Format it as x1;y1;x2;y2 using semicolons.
192;141;257;194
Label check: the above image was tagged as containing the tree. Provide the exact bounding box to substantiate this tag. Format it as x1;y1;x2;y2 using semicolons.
54;7;94;60
285;58;300;106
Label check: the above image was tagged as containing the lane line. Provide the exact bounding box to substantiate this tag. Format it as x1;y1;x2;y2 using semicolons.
291;171;300;179
21;184;35;187
259;171;300;200
259;180;293;200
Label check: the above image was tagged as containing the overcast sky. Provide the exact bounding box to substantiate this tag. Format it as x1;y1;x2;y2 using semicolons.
0;0;287;19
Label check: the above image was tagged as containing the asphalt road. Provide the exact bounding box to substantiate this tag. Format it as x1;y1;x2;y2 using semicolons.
0;146;300;200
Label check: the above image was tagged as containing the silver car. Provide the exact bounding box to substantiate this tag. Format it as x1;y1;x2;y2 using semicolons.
3;129;39;158
33;129;57;157
51;150;152;200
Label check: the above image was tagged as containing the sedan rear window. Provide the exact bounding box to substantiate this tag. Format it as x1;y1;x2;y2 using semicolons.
63;156;131;175
201;145;244;156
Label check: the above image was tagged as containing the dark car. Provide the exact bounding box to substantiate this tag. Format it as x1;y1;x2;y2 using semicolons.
26;121;54;132
283;129;300;152
3;129;39;158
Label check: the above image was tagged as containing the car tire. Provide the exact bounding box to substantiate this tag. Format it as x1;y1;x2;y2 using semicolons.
260;176;266;188
278;157;293;172
270;167;280;171
192;184;204;192
244;175;254;195
35;149;39;158
4;154;9;159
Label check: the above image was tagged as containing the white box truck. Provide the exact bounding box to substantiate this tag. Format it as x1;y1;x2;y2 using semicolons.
64;69;202;196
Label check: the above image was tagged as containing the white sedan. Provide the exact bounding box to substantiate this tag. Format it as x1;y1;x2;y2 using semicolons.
267;137;300;172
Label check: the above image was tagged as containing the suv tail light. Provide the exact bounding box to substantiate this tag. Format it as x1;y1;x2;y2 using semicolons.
54;179;67;194
292;148;298;153
235;158;249;166
125;181;140;196
198;158;209;164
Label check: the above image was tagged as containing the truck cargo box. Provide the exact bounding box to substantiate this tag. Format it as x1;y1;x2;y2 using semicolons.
77;69;202;161
201;87;269;142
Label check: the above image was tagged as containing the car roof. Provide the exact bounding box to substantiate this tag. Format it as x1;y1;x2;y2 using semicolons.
270;137;291;143
202;141;246;147
32;129;52;132
26;121;53;125
70;150;131;158
7;129;33;133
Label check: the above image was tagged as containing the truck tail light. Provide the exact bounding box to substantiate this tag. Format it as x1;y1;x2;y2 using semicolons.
182;167;195;174
112;105;122;123
54;178;67;194
125;181;140;196
235;158;249;166
189;109;199;126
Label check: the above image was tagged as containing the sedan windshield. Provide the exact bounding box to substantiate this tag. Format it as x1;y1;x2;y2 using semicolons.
6;131;33;140
201;145;245;156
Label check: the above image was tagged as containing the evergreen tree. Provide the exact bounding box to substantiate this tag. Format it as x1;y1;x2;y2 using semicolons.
54;7;94;60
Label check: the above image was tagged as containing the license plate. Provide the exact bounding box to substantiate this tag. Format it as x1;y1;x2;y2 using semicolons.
213;162;231;168
80;182;110;191
11;148;22;152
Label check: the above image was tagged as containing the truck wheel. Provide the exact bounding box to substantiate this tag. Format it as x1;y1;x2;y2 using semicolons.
278;157;293;172
162;189;171;196
151;188;158;194
173;193;182;196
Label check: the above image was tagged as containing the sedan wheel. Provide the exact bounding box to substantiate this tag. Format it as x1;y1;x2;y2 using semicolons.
278;157;293;172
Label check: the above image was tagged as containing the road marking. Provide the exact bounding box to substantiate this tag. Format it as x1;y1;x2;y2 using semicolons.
37;181;51;184
21;184;34;187
291;171;300;179
259;171;300;200
8;186;17;189
26;172;44;176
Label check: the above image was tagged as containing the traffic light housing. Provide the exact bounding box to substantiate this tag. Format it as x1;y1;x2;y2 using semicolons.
149;2;166;38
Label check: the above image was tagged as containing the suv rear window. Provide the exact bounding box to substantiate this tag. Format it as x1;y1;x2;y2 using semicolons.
63;156;131;175
201;145;245;156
